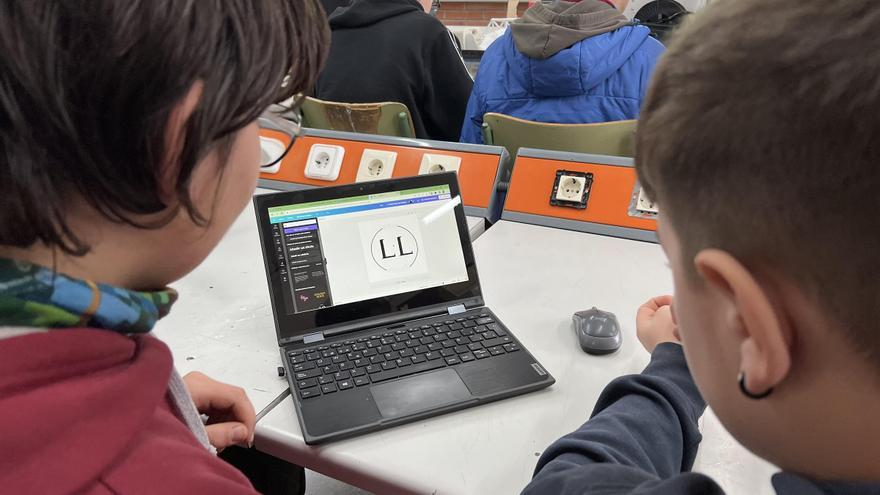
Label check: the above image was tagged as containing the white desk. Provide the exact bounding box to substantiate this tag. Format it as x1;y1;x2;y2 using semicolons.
255;221;778;494
154;190;487;415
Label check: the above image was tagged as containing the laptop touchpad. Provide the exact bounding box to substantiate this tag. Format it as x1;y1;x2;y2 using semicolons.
371;368;473;418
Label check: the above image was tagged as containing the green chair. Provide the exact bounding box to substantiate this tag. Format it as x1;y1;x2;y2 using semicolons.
301;97;416;138
481;113;637;158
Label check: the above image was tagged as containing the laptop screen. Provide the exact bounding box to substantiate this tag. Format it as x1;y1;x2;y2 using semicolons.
255;173;482;343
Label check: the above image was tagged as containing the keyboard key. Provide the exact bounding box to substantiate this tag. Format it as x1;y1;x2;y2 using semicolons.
369;359;445;383
455;337;469;346
319;375;334;385
483;336;513;348
317;345;329;351
474;350;490;359
454;345;469;354
420;337;434;345
442;340;456;348
381;361;397;371
365;364;382;374
406;340;419;348
367;340;380;348
339;345;352;353
421;324;433;330
440;348;455;357
400;348;414;357
396;357;412;367
331;343;341;348
424;351;442;360
344;340;354;345
428;342;443;351
382;332;394;338
502;343;520;352
321;383;337;394
468;343;483;351
297;378;317;389
462;320;476;328
332;355;345;364
294;369;321;380
414;345;428;354
315;358;330;367
352;343;367;351
483;331;498;339
411;355;426;364
448;331;462;339
291;354;306;364
334;371;350;381
292;361;315;372
488;346;505;356
370;355;385;364
461;328;475;336
300;387;321;399
408;332;421;340
363;348;378;357
306;352;320;361
449;323;463;331
380;337;395;345
289;349;304;356
347;352;362;360
354;376;370;387
443;320;454;325
467;315;478;320
338;380;354;390
351;367;366;377
322;364;339;374
445;357;461;365
322;350;336;358
384;351;400;360
460;353;475;362
455;318;466;322
353;358;367;367
391;342;406;351
395;335;407;343
434;333;449;342
470;334;484;342
395;329;408;335
476;317;494;325
378;345;391;353
424;329;437;336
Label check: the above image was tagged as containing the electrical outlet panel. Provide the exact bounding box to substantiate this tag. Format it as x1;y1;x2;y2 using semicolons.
635;187;658;214
304;144;344;181
355;149;397;182
259;136;286;174
549;170;593;209
418;154;461;175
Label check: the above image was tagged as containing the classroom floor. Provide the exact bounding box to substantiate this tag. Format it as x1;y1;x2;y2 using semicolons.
305;470;372;495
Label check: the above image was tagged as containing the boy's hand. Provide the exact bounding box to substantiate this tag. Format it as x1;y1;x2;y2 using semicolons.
183;371;256;451
636;295;680;353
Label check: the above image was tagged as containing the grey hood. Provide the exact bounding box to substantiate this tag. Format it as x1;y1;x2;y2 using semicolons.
510;0;630;59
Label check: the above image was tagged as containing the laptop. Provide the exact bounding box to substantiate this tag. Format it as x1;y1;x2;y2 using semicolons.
254;173;555;444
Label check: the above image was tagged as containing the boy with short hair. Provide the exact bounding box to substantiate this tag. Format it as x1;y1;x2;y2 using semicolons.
0;1;327;492
523;0;880;493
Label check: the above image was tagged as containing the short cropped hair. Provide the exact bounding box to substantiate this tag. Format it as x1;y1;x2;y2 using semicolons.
0;0;328;255
636;0;880;365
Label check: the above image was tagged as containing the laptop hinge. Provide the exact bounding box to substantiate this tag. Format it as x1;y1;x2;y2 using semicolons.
303;331;325;344
447;304;467;315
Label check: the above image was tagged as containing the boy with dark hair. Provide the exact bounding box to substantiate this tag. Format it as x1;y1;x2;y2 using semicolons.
0;1;327;493
523;0;880;493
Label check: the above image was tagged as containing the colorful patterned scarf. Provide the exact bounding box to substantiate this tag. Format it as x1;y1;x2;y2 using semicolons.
0;258;176;333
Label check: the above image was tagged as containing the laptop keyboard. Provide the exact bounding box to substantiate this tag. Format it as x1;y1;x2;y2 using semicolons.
288;311;520;400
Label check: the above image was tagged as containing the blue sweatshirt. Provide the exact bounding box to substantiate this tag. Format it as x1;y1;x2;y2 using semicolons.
523;344;880;495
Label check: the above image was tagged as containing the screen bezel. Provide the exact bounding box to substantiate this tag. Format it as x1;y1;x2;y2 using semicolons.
254;173;482;344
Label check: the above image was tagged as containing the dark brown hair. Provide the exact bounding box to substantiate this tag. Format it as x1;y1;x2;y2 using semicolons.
0;0;329;255
636;0;880;364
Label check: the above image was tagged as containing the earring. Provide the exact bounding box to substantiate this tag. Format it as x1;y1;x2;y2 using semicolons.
738;372;773;400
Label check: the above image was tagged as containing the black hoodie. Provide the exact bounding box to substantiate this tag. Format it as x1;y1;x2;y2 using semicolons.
315;0;473;141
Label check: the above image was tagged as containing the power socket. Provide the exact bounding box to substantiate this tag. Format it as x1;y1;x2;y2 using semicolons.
635;187;658;214
259;136;286;174
304;144;344;181
355;149;397;182
418;154;461;175
549;170;593;209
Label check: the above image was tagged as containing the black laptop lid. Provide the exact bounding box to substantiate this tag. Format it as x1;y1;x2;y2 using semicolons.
254;173;482;344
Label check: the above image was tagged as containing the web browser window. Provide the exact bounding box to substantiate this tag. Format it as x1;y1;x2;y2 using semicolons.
267;185;468;315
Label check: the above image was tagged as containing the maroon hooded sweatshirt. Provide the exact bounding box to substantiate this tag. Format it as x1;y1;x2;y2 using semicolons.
0;328;257;494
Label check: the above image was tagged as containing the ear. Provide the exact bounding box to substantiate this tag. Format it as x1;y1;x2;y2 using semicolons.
158;82;204;203
694;249;792;397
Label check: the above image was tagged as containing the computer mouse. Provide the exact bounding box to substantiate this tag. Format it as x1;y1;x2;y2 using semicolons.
572;307;621;355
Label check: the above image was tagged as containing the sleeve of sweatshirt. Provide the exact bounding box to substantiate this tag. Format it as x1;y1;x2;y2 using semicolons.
522;343;725;495
459;75;486;144
421;29;474;141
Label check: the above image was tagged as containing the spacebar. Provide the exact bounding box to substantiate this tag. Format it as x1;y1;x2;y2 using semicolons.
369;360;446;383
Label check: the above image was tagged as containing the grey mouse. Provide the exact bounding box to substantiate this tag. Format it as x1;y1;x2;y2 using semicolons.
573;307;621;355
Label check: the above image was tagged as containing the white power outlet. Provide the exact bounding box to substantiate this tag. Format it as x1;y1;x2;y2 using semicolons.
418;154;461;175
259;136;286;174
355;149;397;182
555;175;587;202
304;144;344;181
636;187;659;214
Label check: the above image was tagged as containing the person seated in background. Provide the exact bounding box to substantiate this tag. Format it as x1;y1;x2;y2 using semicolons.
460;0;663;143
315;0;472;141
522;0;880;494
0;0;327;492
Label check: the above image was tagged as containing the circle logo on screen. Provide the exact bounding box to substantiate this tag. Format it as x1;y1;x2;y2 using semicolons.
370;226;419;272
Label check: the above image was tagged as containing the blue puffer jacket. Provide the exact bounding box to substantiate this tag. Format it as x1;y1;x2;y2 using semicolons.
460;25;664;144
